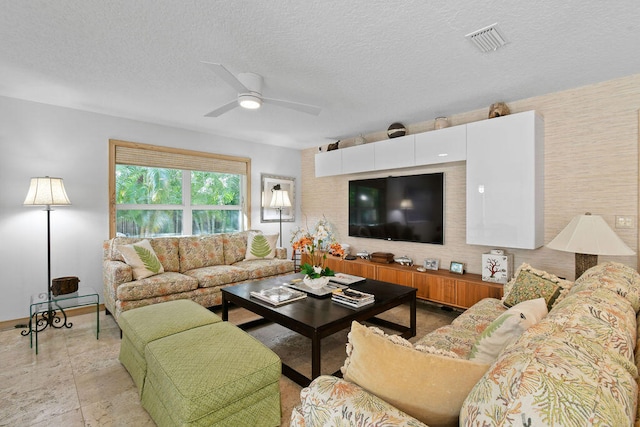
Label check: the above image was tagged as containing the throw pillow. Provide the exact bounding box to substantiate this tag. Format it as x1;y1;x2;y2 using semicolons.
502;263;573;309
468;298;547;364
341;321;490;427
244;233;278;260
117;239;164;280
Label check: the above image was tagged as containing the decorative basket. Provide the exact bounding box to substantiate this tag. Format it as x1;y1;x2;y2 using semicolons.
51;276;80;296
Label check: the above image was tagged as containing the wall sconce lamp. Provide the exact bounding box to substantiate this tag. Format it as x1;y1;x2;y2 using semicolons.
546;212;635;279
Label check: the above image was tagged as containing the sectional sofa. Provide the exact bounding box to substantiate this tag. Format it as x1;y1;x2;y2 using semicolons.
291;262;640;426
103;230;294;320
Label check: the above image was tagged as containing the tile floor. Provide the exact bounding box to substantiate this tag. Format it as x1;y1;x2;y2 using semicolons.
0;301;459;426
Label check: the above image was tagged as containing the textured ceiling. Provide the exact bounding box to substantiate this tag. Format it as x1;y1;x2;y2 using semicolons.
1;1;639;150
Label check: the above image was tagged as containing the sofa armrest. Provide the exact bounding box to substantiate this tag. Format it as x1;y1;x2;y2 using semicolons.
103;260;133;292
291;375;427;427
275;247;287;259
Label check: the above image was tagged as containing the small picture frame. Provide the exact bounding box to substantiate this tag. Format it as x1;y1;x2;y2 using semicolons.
449;261;465;275
424;258;439;271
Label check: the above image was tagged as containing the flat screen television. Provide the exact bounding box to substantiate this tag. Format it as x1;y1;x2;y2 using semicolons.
348;173;444;244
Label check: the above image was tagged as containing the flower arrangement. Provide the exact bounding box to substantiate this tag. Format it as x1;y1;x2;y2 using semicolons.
291;217;344;278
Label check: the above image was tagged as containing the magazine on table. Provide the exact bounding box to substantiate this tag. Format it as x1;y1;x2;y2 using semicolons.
331;288;375;308
250;286;307;306
329;273;366;286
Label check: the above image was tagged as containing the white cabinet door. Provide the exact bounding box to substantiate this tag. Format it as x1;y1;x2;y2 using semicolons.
315;149;342;177
374;135;415;170
341;143;375;174
466;111;544;249
414;124;466;165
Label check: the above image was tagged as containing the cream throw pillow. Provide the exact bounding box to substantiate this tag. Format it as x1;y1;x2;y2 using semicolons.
117;239;164;280
469;297;547;364
244;233;278;260
342;321;490;427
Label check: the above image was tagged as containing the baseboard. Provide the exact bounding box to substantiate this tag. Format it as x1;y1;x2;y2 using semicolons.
0;304;106;332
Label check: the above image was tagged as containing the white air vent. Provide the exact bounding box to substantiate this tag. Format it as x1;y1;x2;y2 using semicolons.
466;23;508;52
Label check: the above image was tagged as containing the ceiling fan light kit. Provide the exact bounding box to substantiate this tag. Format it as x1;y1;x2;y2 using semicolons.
202;62;321;117
238;94;262;109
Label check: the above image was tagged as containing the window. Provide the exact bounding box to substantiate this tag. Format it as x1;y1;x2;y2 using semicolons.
109;140;251;238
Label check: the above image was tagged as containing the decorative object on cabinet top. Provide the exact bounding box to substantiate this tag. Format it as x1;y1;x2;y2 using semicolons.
488;102;510;118
482;249;513;284
434;117;450;129
386;122;406;138
394;255;413;266
327;140;340;151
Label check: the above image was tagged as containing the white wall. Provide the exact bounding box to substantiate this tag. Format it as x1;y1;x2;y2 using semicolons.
0;96;302;322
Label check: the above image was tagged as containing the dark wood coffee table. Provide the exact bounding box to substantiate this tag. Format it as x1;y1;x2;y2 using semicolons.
221;273;416;387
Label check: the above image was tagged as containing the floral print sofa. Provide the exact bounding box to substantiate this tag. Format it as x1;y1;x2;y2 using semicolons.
291;262;640;426
103;231;294;320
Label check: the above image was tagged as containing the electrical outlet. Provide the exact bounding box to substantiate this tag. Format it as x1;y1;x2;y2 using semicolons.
615;215;635;229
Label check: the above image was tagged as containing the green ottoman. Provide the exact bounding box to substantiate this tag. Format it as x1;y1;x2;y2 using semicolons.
118;300;221;395
142;322;281;427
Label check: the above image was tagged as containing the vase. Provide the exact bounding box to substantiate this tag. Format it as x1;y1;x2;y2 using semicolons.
303;275;330;290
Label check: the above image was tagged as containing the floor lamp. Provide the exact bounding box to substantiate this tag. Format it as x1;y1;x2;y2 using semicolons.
22;176;71;332
546;212;635;279
269;184;292;248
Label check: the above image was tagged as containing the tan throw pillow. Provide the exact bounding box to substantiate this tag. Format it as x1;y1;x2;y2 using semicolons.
469;298;547;364
117;239;164;280
342;321;490;427
244;233;278;260
503;263;573;309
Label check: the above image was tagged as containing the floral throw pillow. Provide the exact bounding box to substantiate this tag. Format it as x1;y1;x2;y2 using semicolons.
117;239;164;280
244;233;278;260
503;263;573;310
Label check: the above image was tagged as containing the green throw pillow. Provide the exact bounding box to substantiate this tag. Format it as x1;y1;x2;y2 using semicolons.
503;270;562;310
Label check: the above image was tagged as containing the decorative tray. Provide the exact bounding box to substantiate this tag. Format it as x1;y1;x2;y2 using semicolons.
284;279;347;297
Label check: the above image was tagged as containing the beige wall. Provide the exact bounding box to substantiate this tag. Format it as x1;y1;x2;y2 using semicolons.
300;73;640;280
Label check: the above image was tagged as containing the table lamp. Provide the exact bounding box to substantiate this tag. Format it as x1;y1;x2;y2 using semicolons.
546;212;635;279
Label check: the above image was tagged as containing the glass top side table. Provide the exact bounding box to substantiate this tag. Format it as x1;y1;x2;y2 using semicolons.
22;285;100;354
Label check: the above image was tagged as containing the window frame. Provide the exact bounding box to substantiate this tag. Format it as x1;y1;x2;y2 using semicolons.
109;139;251;238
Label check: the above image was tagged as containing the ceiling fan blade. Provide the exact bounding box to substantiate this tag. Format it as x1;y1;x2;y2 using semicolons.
204;100;238;117
263;97;322;116
201;61;249;93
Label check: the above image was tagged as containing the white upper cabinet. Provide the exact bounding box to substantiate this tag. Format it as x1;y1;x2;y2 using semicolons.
414;124;466;164
314;149;342;177
374;134;415;170
466;111;544;249
341;143;375;174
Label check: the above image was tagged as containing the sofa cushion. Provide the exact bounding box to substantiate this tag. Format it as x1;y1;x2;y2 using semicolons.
503;263;573;309
184;265;250;288
469;298;547;364
232;258;295;280
117;239;165;280
415;298;506;359
342;321;490;427
571;261;640;312
245;233;278;260
116;272;198;301
178;235;225;272
222;230;252;265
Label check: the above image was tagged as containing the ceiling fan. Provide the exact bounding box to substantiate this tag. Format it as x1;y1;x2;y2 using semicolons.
202;62;322;117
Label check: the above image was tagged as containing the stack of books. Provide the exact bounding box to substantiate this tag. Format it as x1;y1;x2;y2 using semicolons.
331;288;374;308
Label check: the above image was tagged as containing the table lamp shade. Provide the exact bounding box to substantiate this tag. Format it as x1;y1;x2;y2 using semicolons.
269;189;291;209
546;214;634;256
24;177;71;206
546;213;634;279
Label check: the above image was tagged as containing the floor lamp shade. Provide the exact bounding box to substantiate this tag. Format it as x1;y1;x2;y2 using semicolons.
24;177;71;206
270;188;291;248
546;213;634;279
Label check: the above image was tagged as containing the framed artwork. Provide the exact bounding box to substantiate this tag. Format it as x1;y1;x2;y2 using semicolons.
424;258;439;271
261;174;295;223
449;261;465;275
